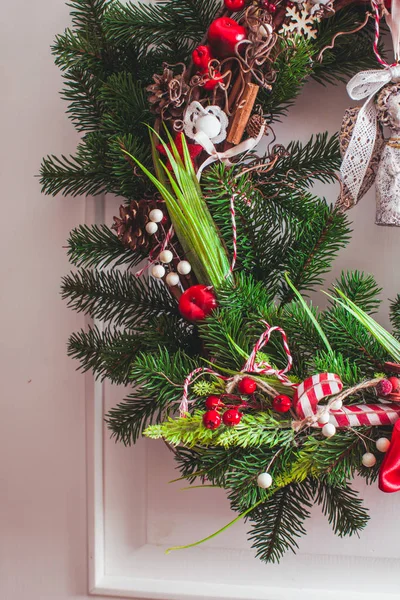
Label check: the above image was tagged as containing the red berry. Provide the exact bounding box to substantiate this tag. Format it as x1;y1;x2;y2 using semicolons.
203;70;223;90
238;377;257;395
222;408;242;426
272;394;292;413
178;285;218;322
377;379;393;396
267;1;277;12
224;0;245;11
205;395;224;410
203;410;222;430
192;45;213;70
389;377;400;393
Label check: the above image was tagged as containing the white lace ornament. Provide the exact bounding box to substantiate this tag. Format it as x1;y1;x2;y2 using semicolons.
340;65;400;204
183;102;228;145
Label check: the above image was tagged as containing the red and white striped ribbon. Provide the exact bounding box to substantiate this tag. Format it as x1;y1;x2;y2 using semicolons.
294;373;343;419
329;403;400;428
243;320;293;384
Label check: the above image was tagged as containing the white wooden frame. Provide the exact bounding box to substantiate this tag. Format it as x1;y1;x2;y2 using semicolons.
85;197;400;600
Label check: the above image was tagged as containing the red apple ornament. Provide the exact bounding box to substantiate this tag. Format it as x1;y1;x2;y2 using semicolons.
207;17;247;58
224;0;245;11
192;45;213;70
178;285;218;322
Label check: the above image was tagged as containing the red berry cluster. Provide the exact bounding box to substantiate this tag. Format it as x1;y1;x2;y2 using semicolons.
202;377;258;430
377;377;400;398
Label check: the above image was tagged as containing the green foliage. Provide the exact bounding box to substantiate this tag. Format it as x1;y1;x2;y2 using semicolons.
248;481;313;563
106;349;199;444
67;224;145;269
331;271;382;314
145;411;294;449
313;479;370;537
61;269;179;327
390;295;400;338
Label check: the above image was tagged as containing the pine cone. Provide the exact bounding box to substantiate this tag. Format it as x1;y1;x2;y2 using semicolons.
147;64;189;120
246;114;264;138
112;199;166;252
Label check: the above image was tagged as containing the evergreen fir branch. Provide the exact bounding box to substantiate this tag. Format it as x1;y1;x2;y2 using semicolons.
259;38;313;120
145;411;294;449
105;0;220;50
312;8;380;85
273;133;341;186
40;133;109;197
67;223;146;269
313;350;362;387
61;66;104;132
331;271;382;314
68;0;112;34
68;325;141;384
390;295;400;339
323;305;390;374
279;202;351;303
52;28;103;72
61;269;179;327
100;72;150;135
248;480;313;563
313;479;370;537
217;272;273;317
108;134;153;199
106;348;199;444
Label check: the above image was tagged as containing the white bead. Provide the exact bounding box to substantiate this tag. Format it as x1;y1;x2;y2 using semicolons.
322;423;336;438
166;272;180;287
362;452;377;468
376;437;391;453
177;260;192;275
159;250;173;264
330;399;343;411
151;265;165;279
195;114;222;139
317;411;330;425
145;221;158;235
149;208;164;223
257;472;273;489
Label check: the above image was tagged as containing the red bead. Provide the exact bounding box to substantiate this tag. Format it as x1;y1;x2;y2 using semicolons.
224;0;245;11
238;377;257;395
203;410;222;430
205;395;224;410
389;377;400;393
272;394;292;413
222;408;242;426
192;45;213;70
267;1;277;12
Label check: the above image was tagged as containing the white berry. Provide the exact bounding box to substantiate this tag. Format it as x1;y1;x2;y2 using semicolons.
362;452;377;468
149;208;163;223
257;472;273;489
166;272;180;287
151;265;165;279
317;411;330;425
330;399;343;411
195;114;222;139
322;423;336;438
177;260;192;275
159;250;173;264
146;221;158;235
376;437;391;453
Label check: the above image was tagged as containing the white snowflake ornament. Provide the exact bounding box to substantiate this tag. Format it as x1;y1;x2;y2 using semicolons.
183;101;229;145
281;5;318;40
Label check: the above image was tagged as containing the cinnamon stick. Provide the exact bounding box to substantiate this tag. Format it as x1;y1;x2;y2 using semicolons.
226;82;259;146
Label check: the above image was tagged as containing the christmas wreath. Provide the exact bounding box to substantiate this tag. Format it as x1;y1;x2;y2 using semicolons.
41;0;400;563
